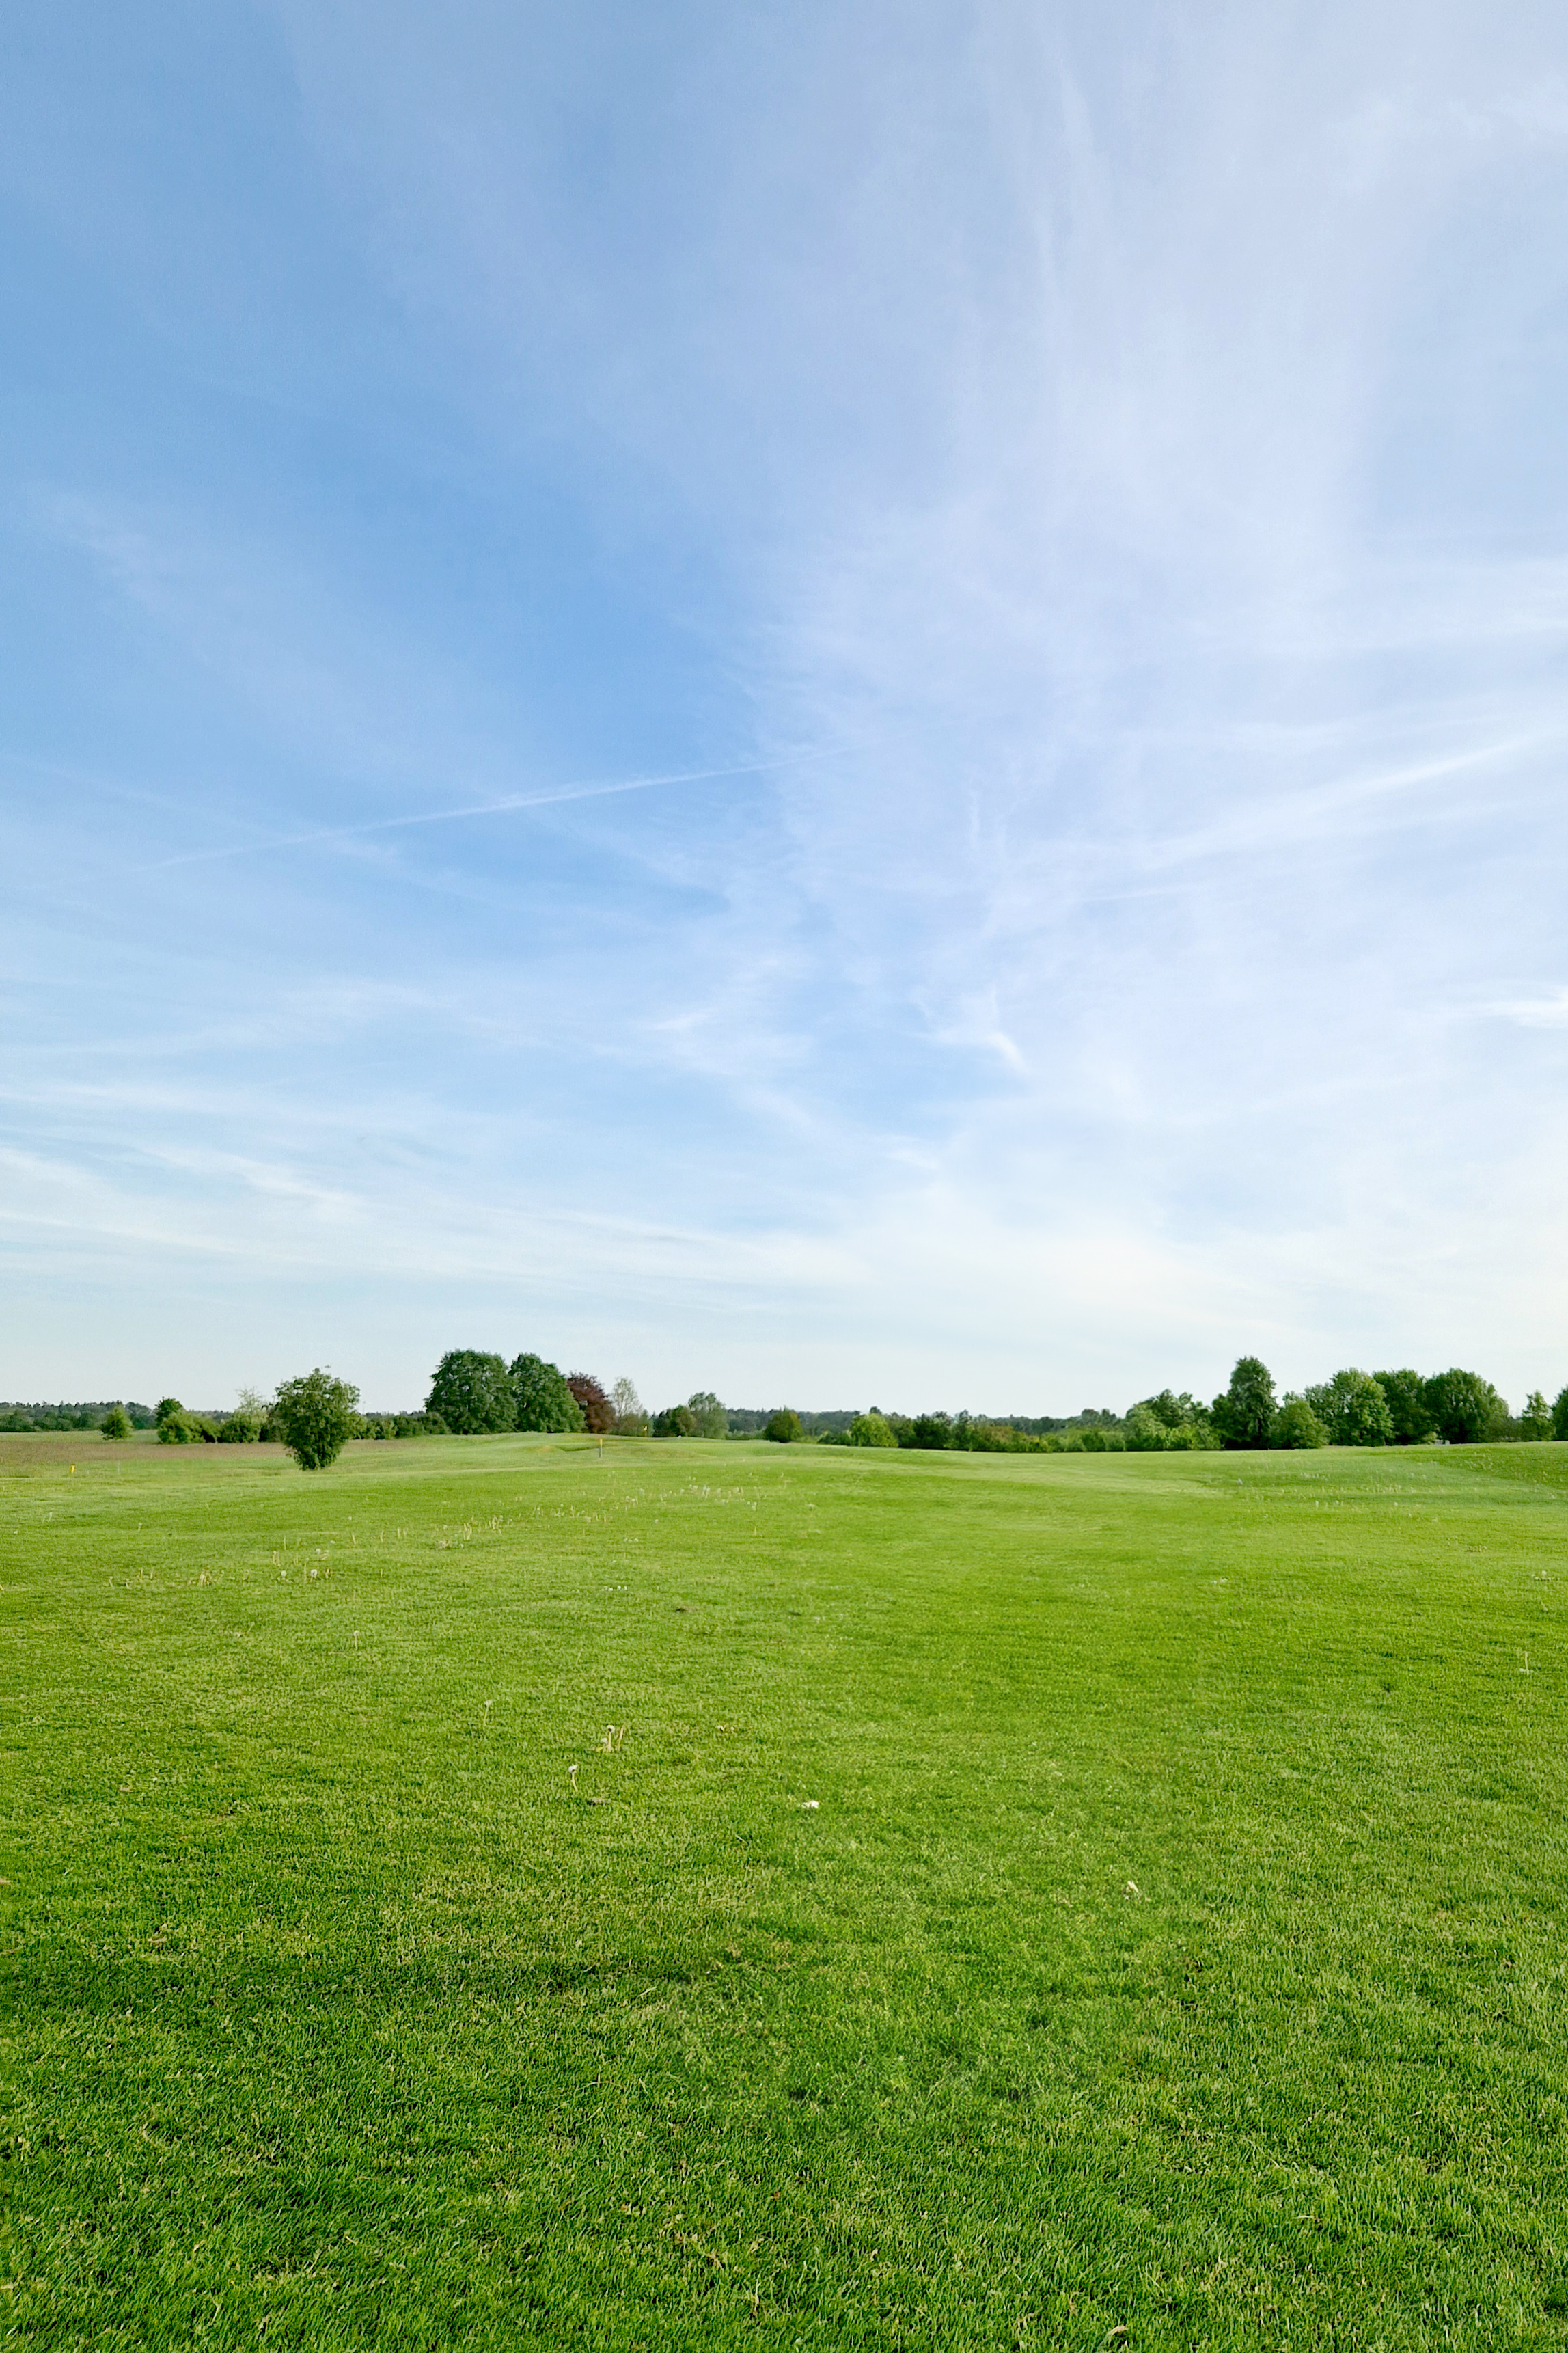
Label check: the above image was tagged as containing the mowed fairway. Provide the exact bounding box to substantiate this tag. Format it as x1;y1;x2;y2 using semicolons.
5;1436;1568;2350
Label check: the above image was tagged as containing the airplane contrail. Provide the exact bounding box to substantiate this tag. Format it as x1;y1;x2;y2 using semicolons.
138;749;840;873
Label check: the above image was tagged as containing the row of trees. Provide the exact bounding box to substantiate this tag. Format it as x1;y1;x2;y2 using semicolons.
4;1399;156;1433
423;1351;739;1441
815;1365;1568;1454
1187;1359;1567;1452
81;1352;1568;1472
137;1391;441;1449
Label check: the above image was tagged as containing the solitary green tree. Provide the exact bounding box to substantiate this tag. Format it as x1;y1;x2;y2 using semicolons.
510;1354;584;1433
272;1369;361;1471
100;1404;133;1442
1211;1357;1277;1449
763;1409;803;1443
427;1350;516;1434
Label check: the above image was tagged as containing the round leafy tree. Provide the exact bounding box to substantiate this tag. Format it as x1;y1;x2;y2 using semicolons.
1420;1368;1507;1445
100;1404;133;1442
763;1409;803;1443
686;1391;728;1439
909;1413;952;1450
652;1403;698;1438
426;1350;515;1434
1368;1369;1434;1445
1304;1369;1393;1447
848;1411;897;1447
510;1353;584;1433
567;1374;615;1434
1520;1390;1552;1442
1271;1396;1327;1449
272;1369;361;1471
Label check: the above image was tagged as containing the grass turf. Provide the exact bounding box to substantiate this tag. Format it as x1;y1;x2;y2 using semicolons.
4;1432;1568;2348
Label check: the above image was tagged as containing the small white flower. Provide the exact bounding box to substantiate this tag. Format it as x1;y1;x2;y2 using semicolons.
801;1799;819;1810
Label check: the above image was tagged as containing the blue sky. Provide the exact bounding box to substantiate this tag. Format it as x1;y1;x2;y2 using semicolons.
4;1;1568;1414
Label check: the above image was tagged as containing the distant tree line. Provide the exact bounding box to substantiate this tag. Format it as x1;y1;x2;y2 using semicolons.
1;1400;156;1432
816;1364;1568;1453
45;1352;1568;1469
1179;1359;1565;1451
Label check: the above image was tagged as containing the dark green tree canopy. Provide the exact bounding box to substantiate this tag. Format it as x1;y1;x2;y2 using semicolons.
653;1404;698;1438
908;1413;952;1450
1370;1369;1435;1445
1420;1368;1508;1446
1272;1396;1327;1449
272;1368;361;1471
426;1350;515;1435
763;1408;803;1443
100;1404;133;1442
510;1354;583;1433
1554;1385;1568;1443
1519;1391;1552;1441
1304;1369;1393;1447
1212;1357;1276;1449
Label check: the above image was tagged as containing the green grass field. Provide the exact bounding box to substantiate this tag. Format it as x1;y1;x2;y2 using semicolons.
5;1432;1568;2349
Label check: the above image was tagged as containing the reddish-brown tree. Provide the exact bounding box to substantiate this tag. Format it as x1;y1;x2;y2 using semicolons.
567;1372;615;1434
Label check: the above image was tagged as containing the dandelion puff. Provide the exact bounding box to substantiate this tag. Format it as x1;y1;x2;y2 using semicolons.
801;1799;819;1810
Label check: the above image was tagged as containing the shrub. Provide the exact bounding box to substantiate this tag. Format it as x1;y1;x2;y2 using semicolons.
426;1350;515;1434
510;1355;584;1434
100;1405;133;1442
848;1412;898;1448
217;1412;260;1444
763;1409;803;1443
272;1369;361;1471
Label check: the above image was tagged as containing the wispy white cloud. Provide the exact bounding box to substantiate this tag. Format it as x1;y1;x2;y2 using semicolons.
5;0;1568;1404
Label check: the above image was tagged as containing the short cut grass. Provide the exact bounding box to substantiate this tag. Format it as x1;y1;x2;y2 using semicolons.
5;1431;1567;2347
